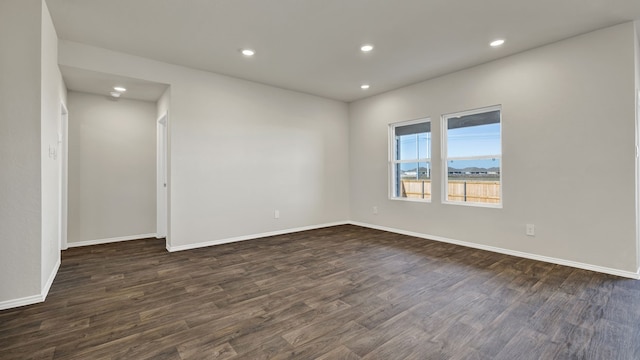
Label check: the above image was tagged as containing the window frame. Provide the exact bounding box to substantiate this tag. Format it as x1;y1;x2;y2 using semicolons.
441;105;502;208
388;117;432;202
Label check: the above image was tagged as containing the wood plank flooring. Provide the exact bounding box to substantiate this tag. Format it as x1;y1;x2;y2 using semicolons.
1;225;639;359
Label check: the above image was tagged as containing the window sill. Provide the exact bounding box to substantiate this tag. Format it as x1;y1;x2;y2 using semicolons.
442;200;502;209
389;197;431;203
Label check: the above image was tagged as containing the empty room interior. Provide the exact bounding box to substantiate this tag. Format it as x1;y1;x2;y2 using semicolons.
3;0;640;358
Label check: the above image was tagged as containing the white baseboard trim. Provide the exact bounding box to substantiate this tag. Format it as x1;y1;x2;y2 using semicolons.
349;221;640;280
167;221;350;252
67;233;157;248
0;258;61;311
42;258;60;301
0;294;43;311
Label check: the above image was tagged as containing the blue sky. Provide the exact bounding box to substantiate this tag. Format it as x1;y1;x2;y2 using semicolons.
397;123;500;171
447;123;500;158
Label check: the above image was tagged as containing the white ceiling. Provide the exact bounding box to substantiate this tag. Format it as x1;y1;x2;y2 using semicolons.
47;0;640;102
60;66;169;102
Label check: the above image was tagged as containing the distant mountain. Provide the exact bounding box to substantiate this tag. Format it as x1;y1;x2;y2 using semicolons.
449;167;499;172
401;167;430;172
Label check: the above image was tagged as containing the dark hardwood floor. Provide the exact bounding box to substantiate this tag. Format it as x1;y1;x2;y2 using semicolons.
1;225;639;359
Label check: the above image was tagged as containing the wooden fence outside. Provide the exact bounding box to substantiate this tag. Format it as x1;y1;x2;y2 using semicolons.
401;179;500;204
401;179;432;199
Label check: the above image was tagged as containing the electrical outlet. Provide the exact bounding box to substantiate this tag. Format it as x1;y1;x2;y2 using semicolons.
526;224;535;236
373;206;378;215
274;210;280;219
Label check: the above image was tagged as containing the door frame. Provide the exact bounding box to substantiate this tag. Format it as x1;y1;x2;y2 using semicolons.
636;90;640;275
59;101;68;250
157;112;168;240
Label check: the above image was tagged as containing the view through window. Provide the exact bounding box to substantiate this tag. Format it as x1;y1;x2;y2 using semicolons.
390;119;431;201
443;106;501;206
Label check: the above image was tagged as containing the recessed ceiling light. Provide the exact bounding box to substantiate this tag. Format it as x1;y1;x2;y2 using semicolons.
490;39;505;47
113;86;126;92
241;49;255;56
360;44;374;52
110;91;121;98
361;84;370;90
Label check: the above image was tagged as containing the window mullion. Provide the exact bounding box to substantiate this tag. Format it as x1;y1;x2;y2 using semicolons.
392;158;429;164
447;155;501;161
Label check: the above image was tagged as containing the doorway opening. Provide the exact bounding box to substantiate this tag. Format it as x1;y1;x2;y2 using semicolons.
59;67;170;249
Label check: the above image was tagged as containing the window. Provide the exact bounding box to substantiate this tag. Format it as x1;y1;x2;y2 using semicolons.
443;106;501;206
389;118;431;201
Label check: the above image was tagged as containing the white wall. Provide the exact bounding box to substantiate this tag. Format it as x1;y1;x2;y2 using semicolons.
0;0;66;307
349;23;638;274
67;92;157;244
0;0;43;304
59;43;351;249
40;0;64;291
